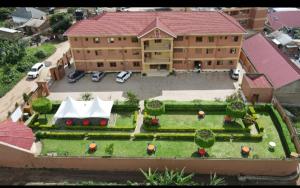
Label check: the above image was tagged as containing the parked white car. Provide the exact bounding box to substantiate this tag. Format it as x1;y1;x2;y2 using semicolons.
27;62;45;79
230;69;240;80
116;71;132;83
91;71;105;82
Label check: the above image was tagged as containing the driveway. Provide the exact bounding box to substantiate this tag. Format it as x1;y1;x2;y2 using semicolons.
48;66;237;101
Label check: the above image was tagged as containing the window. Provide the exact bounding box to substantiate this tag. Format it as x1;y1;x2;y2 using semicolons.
154;52;162;55
76;50;80;53
95;51;98;56
207;61;212;66
97;62;104;67
118;37;122;41
93;37;100;43
218;48;221;52
132;50;139;55
229;60;234;65
110;62;116;67
108;49;115;54
219;36;223;39
208;36;214;42
131;37;138;43
74;38;78;41
230;48;237;54
195;48;202;54
175;36;184;41
173;60;182;64
174;48;184;53
154;39;162;43
108;37;115;43
123;37;126;40
206;49;213;54
196;37;203;42
133;61;140;67
233;36;239;42
124;50;127;53
185;36;189;40
85;38;89;41
217;61;223;65
225;36;228;40
87;50;90;54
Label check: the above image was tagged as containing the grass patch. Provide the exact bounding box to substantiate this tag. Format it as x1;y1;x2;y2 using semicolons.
26;43;56;59
113;113;135;128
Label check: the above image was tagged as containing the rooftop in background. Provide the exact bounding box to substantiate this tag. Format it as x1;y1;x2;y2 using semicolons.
244;74;273;88
12;7;46;20
267;11;300;30
0;27;21;33
242;33;300;89
20;18;46;28
0;120;35;151
64;11;246;37
271;8;300;12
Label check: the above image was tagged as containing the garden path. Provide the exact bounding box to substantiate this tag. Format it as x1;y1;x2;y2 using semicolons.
132;100;144;135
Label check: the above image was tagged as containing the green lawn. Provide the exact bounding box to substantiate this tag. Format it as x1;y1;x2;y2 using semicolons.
35;114;54;126
26;43;56;59
156;112;245;129
111;113;135;128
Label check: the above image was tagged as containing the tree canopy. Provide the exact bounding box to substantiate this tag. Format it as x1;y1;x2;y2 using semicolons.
0;39;27;66
195;129;215;149
226;100;247;119
32;97;52;118
144;100;165;118
49;13;73;35
0;8;15;20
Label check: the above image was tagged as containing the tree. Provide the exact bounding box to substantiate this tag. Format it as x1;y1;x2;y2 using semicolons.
225;91;242;103
195;129;215;149
0;8;14;20
125;91;139;105
144;100;165;119
0;39;27;66
105;143;114;156
81;92;93;101
22;93;30;105
31;35;42;46
50;12;73;35
32;97;52;119
226;100;247;120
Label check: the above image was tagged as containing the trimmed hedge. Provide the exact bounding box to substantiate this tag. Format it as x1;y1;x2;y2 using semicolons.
156;133;195;141
253;104;268;112
112;103;139;113
87;132;131;139
215;133;263;142
163;101;227;112
254;122;264;133
26;113;39;128
267;105;297;156
133;133;156;140
65;126;135;131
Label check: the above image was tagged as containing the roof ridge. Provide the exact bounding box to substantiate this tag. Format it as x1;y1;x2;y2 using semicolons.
218;10;247;33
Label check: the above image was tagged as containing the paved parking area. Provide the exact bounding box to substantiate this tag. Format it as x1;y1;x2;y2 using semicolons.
48;66;238;101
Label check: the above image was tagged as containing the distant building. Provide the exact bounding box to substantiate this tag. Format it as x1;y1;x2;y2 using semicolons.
240;33;300;105
18;18;49;35
11;7;47;24
0;27;23;40
265;10;300;32
222;7;268;32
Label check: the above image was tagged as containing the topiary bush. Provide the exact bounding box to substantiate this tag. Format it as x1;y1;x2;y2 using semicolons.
144;100;165;119
226;100;247;120
32;97;52;119
195;129;215;149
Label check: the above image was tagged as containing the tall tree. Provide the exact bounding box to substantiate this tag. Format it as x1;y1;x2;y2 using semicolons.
0;39;27;66
49;12;73;35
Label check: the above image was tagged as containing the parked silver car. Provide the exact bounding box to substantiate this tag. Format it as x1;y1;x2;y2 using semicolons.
116;71;132;83
91;71;105;82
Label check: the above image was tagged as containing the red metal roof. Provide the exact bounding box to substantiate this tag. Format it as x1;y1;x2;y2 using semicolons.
267;11;300;30
244;74;272;88
242;33;300;89
0;120;34;150
65;11;246;37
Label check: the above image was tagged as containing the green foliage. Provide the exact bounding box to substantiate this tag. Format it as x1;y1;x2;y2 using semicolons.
125;91;139;105
133;133;156;140
225;92;242;103
140;168;196;186
215;133;263;142
133;111;138;124
34;50;46;59
145;100;165;118
195;129;215;148
156;133;195;141
50;12;73;34
112;102;139;112
209;173;226;186
22;93;30;104
104;143;114;156
88;132;131;139
0;8;14;20
32;97;52;118
65;126;135;131
164;101;227;112
242;114;257;126
67;7;77;15
226;100;247;119
81;92;93;101
0;39;27;66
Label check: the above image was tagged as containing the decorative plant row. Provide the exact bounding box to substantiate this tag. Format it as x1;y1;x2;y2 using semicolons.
65;119;108;126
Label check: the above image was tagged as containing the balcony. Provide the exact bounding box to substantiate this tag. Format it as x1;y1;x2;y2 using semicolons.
144;43;171;51
144;57;171;64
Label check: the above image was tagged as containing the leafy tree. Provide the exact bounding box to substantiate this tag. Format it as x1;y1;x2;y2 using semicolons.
105;143;114;156
144;100;165;119
226;100;247;120
195;129;215;149
67;7;77;15
49;12;73;35
125;91;139;105
81;92;93;101
225;92;242;103
34;50;46;59
0;8;15;20
0;39;27;66
32;97;52;119
31;35;42;46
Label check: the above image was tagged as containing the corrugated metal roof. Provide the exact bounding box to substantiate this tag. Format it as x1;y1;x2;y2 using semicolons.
65;11;246;37
244;74;272;88
267;11;300;30
242;33;300;89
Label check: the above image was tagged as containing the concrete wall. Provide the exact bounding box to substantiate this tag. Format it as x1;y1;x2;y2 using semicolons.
275;80;300;106
0;141;298;177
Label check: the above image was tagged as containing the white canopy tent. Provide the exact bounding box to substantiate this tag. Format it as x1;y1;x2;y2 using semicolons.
53;96;113;123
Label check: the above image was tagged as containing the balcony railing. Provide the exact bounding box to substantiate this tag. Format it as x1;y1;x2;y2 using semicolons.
144;44;171;51
144;57;171;64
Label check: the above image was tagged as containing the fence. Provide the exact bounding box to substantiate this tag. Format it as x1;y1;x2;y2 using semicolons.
272;97;300;153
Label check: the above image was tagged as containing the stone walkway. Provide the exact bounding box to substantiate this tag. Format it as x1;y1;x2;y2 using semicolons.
132;100;145;135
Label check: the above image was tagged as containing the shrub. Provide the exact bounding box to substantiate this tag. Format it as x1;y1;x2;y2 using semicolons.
248;106;256;115
195;129;215;148
156;133;195;141
35;131;85;139
164;101;227;112
252;154;259;159
133;133;155;140
65;126;134;131
215;133;263;142
125;91;139;106
81;92;93;101
34;50;47;59
133;111;138;124
144;100;165;119
143;116;153;126
32;97;52;119
242;114;257;126
225;92;242;103
105;143;114;156
112;103;139;113
23;93;30;104
226;100;247;119
26;113;39;127
87;133;131;139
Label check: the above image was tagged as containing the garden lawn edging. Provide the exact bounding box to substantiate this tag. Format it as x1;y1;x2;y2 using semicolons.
162;101;227;112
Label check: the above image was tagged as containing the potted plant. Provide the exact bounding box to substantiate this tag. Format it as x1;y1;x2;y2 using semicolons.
83;119;90;126
66;119;73;126
100;119;108;126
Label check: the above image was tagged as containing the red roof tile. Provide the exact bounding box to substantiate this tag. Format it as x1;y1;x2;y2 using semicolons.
245;74;272;88
242;33;300;89
65;11;246;37
0;120;34;150
267;11;300;30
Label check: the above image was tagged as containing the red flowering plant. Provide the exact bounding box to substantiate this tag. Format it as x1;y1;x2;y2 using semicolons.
66;119;73;126
100;119;108;126
83;119;90;126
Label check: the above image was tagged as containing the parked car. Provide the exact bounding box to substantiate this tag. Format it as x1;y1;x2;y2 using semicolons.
91;71;105;82
116;71;132;83
230;69;240;80
68;70;85;83
27;62;45;79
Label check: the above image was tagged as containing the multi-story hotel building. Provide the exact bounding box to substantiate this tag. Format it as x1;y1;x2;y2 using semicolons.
221;7;268;32
64;11;246;74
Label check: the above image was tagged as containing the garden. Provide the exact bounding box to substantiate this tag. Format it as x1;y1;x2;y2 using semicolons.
32;96;297;160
